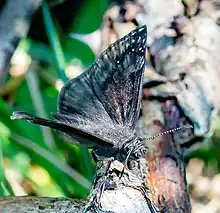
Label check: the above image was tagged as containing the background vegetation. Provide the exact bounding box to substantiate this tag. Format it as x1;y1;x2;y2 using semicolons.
0;0;110;198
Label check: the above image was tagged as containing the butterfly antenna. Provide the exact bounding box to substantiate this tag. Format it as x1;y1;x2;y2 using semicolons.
146;125;193;141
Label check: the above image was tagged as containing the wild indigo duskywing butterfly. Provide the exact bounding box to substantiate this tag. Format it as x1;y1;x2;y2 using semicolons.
11;25;148;161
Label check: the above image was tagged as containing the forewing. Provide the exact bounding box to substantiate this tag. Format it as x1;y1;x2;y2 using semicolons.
58;25;147;133
11;111;113;149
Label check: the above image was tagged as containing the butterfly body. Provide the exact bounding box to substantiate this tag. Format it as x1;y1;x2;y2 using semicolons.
91;135;147;163
11;25;192;212
11;25;148;162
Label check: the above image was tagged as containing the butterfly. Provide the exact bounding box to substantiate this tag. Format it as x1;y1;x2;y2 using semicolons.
11;25;148;161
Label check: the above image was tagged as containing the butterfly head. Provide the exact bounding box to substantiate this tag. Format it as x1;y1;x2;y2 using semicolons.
122;136;147;160
119;125;193;170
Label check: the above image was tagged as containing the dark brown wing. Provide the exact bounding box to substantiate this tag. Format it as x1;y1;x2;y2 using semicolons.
57;25;147;132
11;111;113;149
11;26;147;149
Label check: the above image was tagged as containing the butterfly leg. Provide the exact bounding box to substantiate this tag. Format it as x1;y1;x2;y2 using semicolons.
84;157;116;212
83;176;116;213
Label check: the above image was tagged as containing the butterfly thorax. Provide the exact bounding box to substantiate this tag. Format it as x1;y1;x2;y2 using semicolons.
92;135;147;163
121;136;147;159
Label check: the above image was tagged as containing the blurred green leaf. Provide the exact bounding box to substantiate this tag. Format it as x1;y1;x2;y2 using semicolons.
26;67;56;151
0;136;6;196
41;2;94;178
18;39;54;64
69;0;109;34
0;99;90;197
0;122;14;196
12;153;30;173
62;36;95;67
0;0;111;199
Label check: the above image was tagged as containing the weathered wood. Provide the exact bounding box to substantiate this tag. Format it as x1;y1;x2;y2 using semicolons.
139;0;220;212
0;196;86;213
0;158;157;213
137;100;192;212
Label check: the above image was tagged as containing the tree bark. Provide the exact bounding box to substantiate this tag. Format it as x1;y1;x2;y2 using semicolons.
137;100;192;212
0;196;87;213
138;0;220;212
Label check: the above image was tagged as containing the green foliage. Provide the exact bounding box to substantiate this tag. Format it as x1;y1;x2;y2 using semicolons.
62;36;95;67
0;0;108;198
42;1;67;82
69;0;109;33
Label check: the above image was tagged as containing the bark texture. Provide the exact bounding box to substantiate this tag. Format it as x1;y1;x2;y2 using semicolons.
0;196;86;213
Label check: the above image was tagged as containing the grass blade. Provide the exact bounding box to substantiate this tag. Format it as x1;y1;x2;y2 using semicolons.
42;1;67;82
26;62;56;151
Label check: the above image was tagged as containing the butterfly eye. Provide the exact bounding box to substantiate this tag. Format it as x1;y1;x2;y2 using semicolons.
127;160;138;170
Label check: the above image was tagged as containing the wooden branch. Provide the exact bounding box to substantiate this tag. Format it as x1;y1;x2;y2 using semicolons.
0;196;87;213
99;1;193;211
139;0;220;212
99;0;220;212
83;158;157;213
0;157;157;213
0;0;42;87
137;100;192;212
